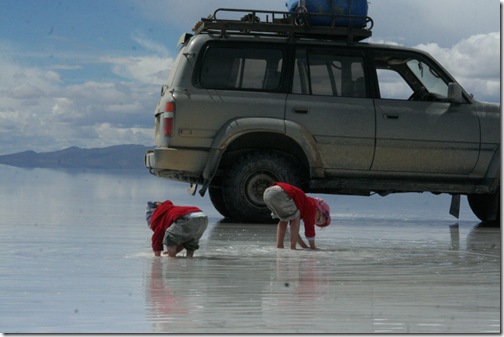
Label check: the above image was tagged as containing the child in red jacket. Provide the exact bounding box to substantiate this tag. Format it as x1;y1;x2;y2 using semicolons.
146;200;208;257
263;182;331;250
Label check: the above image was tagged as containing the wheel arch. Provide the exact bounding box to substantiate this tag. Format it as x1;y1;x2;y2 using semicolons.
221;132;311;184
199;117;321;195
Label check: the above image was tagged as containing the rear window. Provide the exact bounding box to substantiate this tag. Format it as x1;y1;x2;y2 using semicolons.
197;44;284;91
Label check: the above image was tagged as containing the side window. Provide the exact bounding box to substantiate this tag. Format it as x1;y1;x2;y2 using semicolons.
293;48;367;98
199;45;284;91
376;69;413;100
374;52;450;101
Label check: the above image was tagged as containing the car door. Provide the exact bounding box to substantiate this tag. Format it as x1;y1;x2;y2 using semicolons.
285;46;375;172
370;50;480;176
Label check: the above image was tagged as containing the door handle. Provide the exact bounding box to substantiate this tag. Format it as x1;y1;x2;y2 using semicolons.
293;108;309;114
383;113;399;120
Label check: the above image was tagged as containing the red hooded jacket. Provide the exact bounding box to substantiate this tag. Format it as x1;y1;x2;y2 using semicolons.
273;182;317;239
150;200;202;252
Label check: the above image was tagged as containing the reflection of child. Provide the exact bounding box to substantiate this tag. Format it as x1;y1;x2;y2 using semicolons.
146;200;208;257
263;182;331;250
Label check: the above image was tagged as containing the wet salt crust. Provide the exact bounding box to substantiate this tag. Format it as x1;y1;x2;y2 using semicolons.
0;166;499;333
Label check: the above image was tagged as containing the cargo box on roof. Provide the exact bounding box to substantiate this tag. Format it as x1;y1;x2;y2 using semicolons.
286;0;368;27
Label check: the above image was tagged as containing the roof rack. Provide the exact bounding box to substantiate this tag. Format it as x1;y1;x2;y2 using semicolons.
193;8;373;43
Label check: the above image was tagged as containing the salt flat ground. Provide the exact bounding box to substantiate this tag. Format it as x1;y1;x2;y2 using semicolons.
0;166;500;333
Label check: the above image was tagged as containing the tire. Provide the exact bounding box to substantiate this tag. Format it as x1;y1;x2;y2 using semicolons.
208;186;232;218
467;189;500;223
222;151;301;223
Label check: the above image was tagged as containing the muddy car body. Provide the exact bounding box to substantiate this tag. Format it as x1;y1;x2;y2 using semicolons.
145;9;500;223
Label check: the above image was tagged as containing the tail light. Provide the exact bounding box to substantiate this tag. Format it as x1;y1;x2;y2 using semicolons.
162;102;175;137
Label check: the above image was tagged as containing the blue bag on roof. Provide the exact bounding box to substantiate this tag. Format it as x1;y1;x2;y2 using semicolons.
286;0;368;28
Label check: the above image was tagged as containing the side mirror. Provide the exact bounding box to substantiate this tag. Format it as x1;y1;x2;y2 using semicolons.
447;82;465;103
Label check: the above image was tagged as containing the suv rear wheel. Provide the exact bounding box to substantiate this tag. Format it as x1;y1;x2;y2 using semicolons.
467;189;500;223
221;151;301;223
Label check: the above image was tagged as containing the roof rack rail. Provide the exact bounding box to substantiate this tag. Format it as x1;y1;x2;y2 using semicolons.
193;8;373;43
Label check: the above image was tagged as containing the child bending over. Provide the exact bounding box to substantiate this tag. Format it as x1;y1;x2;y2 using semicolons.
146;200;208;257
263;182;331;250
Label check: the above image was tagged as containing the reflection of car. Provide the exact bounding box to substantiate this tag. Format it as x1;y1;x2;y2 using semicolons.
145;8;500;223
465;222;501;262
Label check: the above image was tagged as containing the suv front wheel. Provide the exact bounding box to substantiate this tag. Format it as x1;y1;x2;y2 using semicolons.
221;151;301;223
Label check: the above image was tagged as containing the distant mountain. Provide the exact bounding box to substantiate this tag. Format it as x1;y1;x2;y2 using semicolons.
0;144;154;170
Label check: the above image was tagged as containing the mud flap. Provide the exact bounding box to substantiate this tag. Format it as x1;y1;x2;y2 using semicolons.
199;182;208;197
449;194;460;219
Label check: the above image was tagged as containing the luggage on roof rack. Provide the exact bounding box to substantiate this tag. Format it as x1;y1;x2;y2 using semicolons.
192;7;373;43
286;0;368;28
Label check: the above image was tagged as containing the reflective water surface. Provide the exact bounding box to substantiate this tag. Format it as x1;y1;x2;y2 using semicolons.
0;166;500;333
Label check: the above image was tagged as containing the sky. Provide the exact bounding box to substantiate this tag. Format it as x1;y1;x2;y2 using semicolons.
0;0;501;155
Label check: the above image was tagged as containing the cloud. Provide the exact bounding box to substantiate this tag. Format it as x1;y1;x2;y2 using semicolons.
49;64;83;71
0;1;500;155
131;33;171;56
0;58;61;96
0;25;176;154
417;33;499;78
102;55;172;85
368;0;500;47
0;47;159;154
9;83;45;99
415;32;500;101
131;0;286;29
369;31;500;102
51;81;159;127
94;123;152;145
96;33;174;84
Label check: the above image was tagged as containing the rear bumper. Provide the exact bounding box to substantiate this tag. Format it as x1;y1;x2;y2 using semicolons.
145;148;208;182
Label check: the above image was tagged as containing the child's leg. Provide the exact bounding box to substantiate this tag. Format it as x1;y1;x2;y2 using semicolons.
276;220;288;248
165;243;185;257
182;239;200;257
289;217;301;250
166;245;177;257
